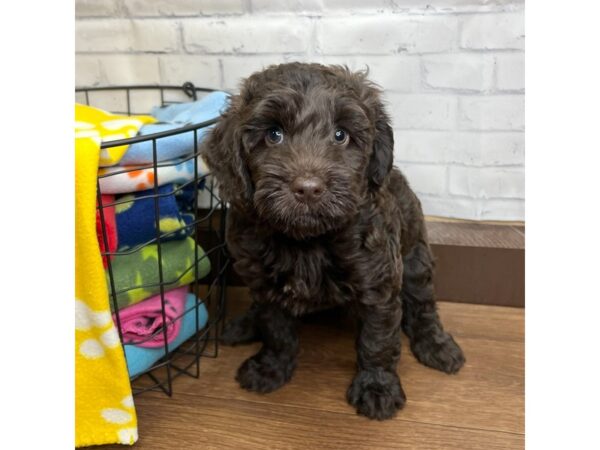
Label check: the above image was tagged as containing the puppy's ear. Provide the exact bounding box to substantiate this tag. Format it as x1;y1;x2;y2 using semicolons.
367;109;394;188
201;95;253;209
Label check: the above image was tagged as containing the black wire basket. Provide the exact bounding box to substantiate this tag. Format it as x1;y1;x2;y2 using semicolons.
76;82;229;396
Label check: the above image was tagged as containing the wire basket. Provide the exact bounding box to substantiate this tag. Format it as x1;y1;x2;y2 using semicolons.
76;82;229;396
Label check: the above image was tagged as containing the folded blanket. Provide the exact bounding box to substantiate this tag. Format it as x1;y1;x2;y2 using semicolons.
75;136;138;447
115;183;198;249
124;293;208;378
75;103;156;168
98;156;209;195
113;286;188;348
108;237;211;310
96;195;118;269
118;91;230;166
152;91;230;123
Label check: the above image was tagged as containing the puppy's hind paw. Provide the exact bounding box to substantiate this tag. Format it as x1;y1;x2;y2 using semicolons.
347;369;406;420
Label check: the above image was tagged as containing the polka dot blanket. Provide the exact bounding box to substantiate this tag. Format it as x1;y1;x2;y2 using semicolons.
75;135;138;446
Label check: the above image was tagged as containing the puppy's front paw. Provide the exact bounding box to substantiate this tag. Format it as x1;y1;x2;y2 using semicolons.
411;331;465;374
347;369;406;420
236;351;296;393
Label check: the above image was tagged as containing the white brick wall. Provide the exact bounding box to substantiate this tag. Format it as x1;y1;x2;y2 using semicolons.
75;0;525;221
183;17;312;54
459;96;525;131
422;54;495;92
317;16;459;55
388;94;458;130
460;12;525;50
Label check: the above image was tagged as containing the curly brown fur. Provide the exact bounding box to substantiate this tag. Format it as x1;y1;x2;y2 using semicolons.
202;62;464;420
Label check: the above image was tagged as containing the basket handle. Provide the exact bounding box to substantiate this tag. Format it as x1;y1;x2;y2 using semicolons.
182;82;198;101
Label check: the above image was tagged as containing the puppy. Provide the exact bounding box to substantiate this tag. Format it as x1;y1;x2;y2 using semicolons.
201;62;465;420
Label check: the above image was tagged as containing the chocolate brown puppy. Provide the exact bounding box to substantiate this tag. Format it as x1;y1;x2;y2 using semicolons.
201;62;465;420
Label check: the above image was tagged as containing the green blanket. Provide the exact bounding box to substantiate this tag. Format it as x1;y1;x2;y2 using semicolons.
107;237;211;310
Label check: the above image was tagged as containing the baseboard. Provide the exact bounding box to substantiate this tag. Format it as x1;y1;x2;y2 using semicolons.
427;220;524;307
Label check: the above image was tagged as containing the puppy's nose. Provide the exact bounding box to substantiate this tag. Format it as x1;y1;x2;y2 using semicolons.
291;176;325;203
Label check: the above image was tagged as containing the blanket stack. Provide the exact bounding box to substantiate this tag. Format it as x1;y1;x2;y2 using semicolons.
76;91;229;447
93;91;230;372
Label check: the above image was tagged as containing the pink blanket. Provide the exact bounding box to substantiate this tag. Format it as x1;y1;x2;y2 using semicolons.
113;286;188;348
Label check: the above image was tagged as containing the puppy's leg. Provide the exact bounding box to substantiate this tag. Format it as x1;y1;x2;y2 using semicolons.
236;302;298;393
221;301;261;346
401;241;465;374
347;297;406;420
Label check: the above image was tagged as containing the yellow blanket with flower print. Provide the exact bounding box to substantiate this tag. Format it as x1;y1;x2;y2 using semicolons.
75;103;156;167
75;135;138;447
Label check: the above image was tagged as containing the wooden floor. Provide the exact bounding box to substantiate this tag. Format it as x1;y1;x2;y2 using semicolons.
98;292;524;450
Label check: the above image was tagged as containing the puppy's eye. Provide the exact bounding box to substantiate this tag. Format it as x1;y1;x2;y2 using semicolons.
333;128;348;145
266;127;284;145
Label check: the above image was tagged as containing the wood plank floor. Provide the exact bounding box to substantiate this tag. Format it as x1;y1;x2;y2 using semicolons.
95;291;524;449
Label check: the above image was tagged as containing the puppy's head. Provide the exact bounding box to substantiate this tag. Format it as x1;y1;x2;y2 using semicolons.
202;63;394;239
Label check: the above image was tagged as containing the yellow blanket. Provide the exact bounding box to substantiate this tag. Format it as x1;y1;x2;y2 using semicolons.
75;103;156;167
75;135;138;447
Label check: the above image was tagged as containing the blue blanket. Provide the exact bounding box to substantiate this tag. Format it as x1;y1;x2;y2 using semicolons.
123;293;209;378
118;91;230;166
115;183;200;249
152;91;230;123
